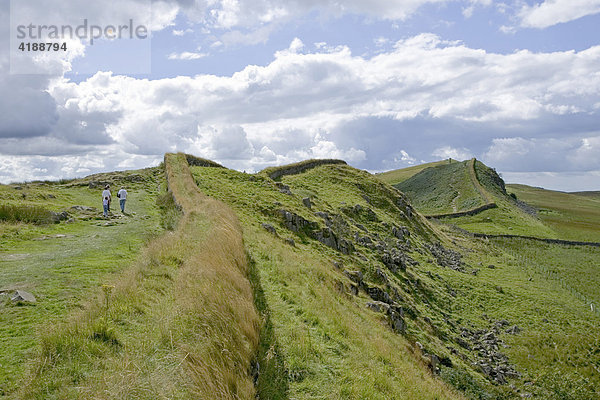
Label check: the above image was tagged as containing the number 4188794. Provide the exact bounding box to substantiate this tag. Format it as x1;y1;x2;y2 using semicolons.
18;42;67;52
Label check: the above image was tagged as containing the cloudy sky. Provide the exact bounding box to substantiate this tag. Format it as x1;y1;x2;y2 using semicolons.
1;0;600;191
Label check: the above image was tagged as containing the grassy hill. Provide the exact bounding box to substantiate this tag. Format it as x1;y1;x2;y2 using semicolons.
1;155;599;399
507;184;600;242
389;159;557;238
377;159;457;186
394;160;486;216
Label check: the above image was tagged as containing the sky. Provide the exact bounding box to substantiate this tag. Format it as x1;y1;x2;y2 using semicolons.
1;0;600;191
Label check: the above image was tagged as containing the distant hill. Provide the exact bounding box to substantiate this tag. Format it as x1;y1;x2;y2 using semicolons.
569;190;600;198
376;159;458;186
507;184;600;242
393;159;487;216
387;159;556;238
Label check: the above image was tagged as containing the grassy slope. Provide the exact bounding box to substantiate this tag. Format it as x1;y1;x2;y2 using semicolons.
0;168;163;395
449;162;555;238
377;159;457;186
192;164;466;400
507;184;600;242
395;160;485;215
14;154;259;399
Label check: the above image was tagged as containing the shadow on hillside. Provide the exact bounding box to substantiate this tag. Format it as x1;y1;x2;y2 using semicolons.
248;256;290;400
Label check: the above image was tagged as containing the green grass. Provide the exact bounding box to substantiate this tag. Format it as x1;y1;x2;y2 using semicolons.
15;154;260;399
4;155;600;399
0;168;164;396
507;184;600;242
191;164;465;399
376;159;458;186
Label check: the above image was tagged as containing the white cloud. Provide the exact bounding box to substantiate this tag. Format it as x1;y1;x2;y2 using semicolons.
519;0;600;28
172;28;194;36
3;35;600;187
167;51;208;60
432;146;473;160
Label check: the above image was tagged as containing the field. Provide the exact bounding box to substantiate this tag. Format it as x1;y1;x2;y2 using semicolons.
507;184;600;242
0;169;165;395
1;155;599;399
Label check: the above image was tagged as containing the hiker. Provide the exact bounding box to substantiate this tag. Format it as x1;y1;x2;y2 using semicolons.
117;187;128;213
102;185;111;217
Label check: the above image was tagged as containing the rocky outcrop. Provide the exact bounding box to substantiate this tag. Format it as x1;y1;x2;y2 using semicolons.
457;320;521;384
426;242;468;273
278;209;353;254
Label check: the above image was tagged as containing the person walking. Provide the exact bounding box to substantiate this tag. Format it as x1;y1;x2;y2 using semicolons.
102;185;112;217
117;187;128;213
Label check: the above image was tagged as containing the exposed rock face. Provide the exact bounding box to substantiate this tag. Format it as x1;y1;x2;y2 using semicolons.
278;210;353;254
302;197;312;209
314;227;354;255
279;210;318;233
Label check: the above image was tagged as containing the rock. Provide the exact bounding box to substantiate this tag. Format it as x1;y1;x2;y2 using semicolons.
375;268;389;284
279;210;318;233
506;325;521;335
71;205;97;212
426;242;468;273
366;301;390;313
366;286;391;304
355;223;368;232
302;197;312;209
488;264;496;269
427;354;440;373
51;211;70;223
391;225;410;240
350;284;359;296
275;182;293;195
11;290;36;303
381;249;407;272
389;311;406;333
344;270;363;284
455;337;471;350
88;180;111;189
285;238;296;247
13;186;23;190
314;211;329;220
261;223;277;235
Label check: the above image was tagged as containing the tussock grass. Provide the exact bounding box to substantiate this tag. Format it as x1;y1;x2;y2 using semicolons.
18;154;259;399
0;204;53;224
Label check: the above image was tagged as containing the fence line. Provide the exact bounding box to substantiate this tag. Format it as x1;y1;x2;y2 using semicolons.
495;239;600;317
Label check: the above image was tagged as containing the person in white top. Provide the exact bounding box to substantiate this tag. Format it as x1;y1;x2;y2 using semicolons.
102;185;112;217
117;187;128;213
